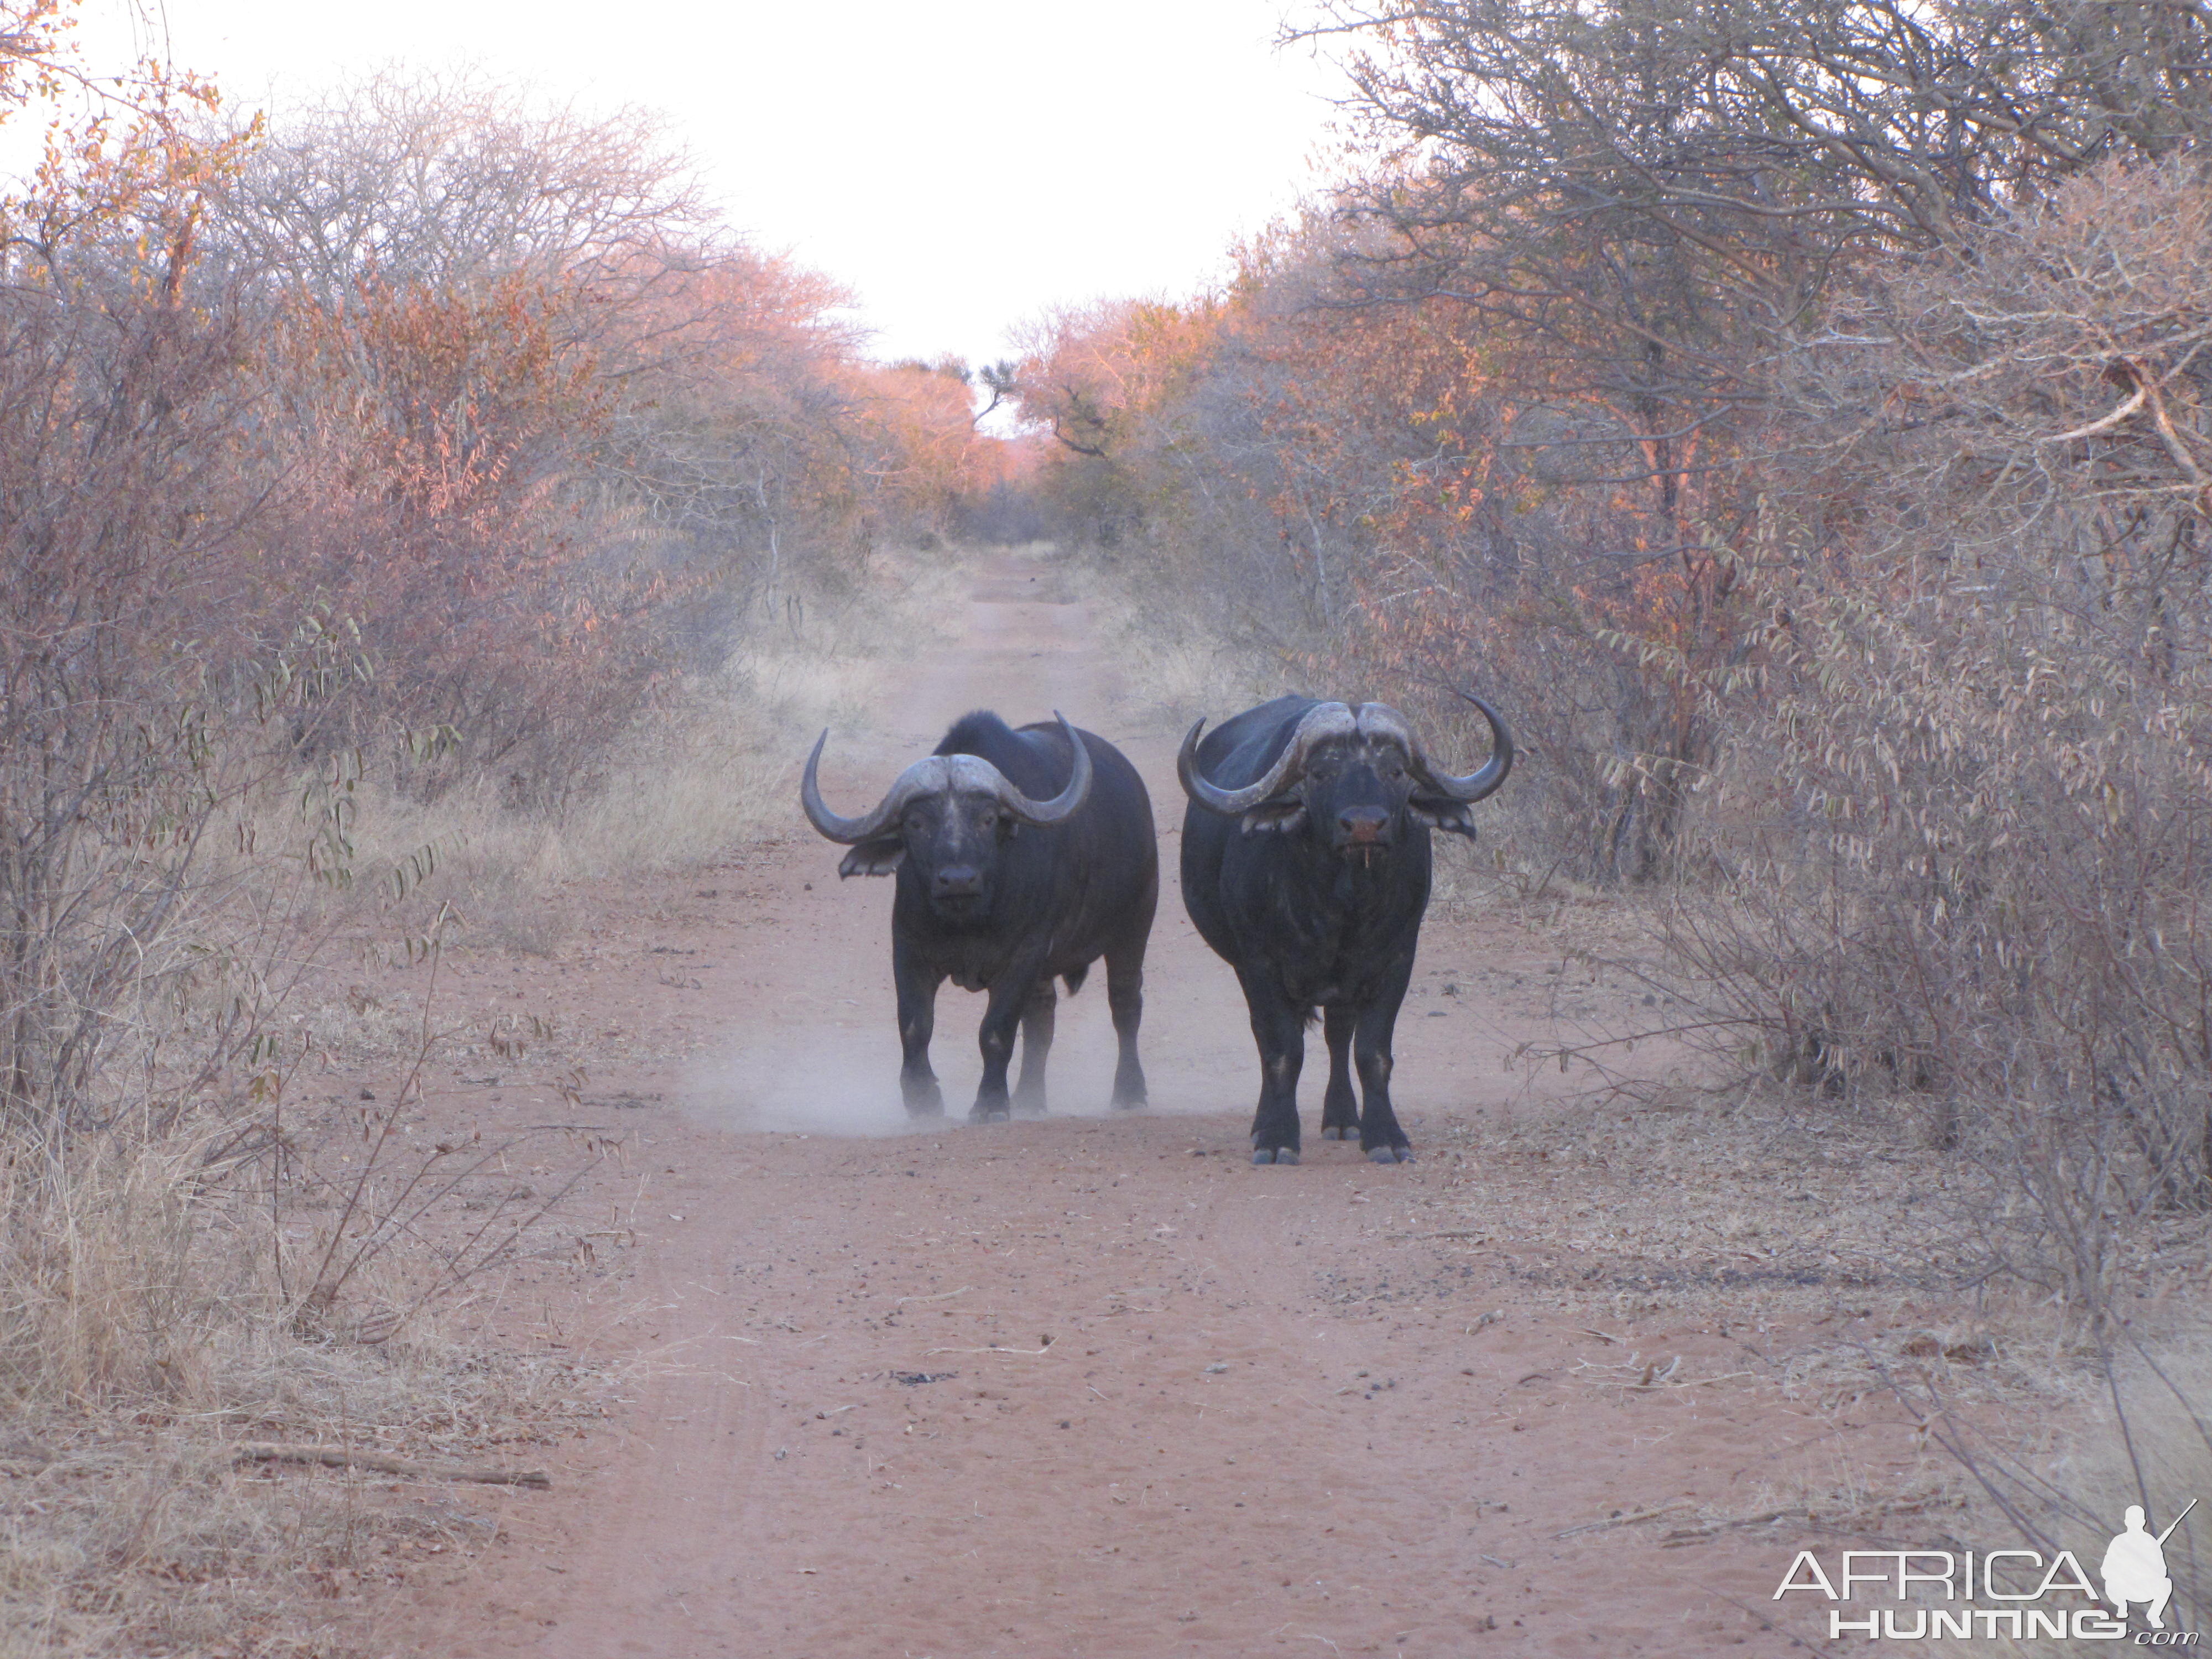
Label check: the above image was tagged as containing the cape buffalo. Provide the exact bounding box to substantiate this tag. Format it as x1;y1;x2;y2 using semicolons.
802;711;1157;1121
1178;693;1514;1165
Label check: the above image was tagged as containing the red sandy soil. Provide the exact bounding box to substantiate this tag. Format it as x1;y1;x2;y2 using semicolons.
344;557;1924;1657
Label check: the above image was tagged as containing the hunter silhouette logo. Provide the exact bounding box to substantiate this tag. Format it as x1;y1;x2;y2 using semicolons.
2104;1500;2194;1630
1774;1497;2200;1641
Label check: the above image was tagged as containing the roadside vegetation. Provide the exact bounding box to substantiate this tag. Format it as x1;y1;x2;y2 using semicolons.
0;14;1000;1651
1008;0;2212;1619
7;0;2212;1642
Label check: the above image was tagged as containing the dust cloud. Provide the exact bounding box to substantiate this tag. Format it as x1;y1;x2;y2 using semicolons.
682;979;1170;1138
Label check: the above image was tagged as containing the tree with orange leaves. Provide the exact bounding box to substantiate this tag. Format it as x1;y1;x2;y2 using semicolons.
0;3;280;1126
210;77;966;799
1006;200;1762;880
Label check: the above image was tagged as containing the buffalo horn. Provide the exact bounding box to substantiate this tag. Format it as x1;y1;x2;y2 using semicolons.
800;713;1094;845
1178;702;1357;815
1408;691;1515;802
999;712;1093;826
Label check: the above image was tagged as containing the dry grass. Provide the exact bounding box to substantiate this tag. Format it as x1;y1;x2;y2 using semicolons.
1423;1084;1989;1343
1399;873;2212;1657
0;1113;609;1657
0;540;974;1655
1064;545;1294;729
1999;1349;2212;1633
1437;1055;2212;1366
0;1348;605;1658
1441;870;2212;1353
1422;1045;2212;1642
273;544;969;961
1847;1346;2212;1654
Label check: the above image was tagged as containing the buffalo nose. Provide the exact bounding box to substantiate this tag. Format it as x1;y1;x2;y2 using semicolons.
1338;807;1390;846
932;865;983;897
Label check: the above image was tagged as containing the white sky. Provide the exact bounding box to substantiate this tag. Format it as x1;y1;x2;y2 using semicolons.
60;0;1354;370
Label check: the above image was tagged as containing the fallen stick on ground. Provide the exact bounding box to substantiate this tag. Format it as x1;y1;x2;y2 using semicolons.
1662;1507;1811;1547
234;1442;552;1489
1555;1500;1695;1539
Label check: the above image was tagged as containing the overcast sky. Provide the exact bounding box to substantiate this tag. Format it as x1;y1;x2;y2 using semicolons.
66;0;1353;369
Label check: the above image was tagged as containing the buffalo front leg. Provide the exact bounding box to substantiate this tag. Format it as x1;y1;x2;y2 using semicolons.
1238;967;1307;1165
1105;939;1148;1109
1011;978;1056;1117
969;963;1041;1123
1355;958;1417;1163
1318;1005;1359;1140
892;942;945;1116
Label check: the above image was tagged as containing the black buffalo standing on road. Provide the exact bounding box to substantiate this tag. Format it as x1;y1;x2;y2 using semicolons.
802;711;1157;1122
1178;695;1514;1165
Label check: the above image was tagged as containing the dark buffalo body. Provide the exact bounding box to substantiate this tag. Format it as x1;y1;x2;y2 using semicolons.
1178;693;1512;1164
804;711;1157;1121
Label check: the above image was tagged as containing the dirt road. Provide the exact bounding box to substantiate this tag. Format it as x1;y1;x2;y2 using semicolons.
387;556;1901;1657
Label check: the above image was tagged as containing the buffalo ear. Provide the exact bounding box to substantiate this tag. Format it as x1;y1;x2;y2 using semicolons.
838;838;906;878
1408;797;1480;840
1239;800;1309;836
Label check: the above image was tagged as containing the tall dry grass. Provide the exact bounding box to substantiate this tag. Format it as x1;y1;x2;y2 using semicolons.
296;544;969;953
0;1098;609;1656
1;1126;225;1408
1895;1343;2212;1654
0;538;972;1652
1062;542;1291;728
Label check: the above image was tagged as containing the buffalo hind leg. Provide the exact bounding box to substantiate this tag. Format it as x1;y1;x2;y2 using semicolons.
1105;937;1148;1109
1011;978;1056;1117
1355;961;1416;1163
1319;1006;1358;1140
1239;968;1307;1165
893;942;945;1116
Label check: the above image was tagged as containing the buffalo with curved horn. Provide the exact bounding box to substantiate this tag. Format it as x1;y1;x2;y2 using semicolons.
803;711;1157;1121
1178;693;1513;1164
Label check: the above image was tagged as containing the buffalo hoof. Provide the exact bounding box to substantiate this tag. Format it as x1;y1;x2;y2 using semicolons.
1252;1146;1300;1166
969;1105;1011;1124
1320;1125;1354;1141
1366;1145;1415;1165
